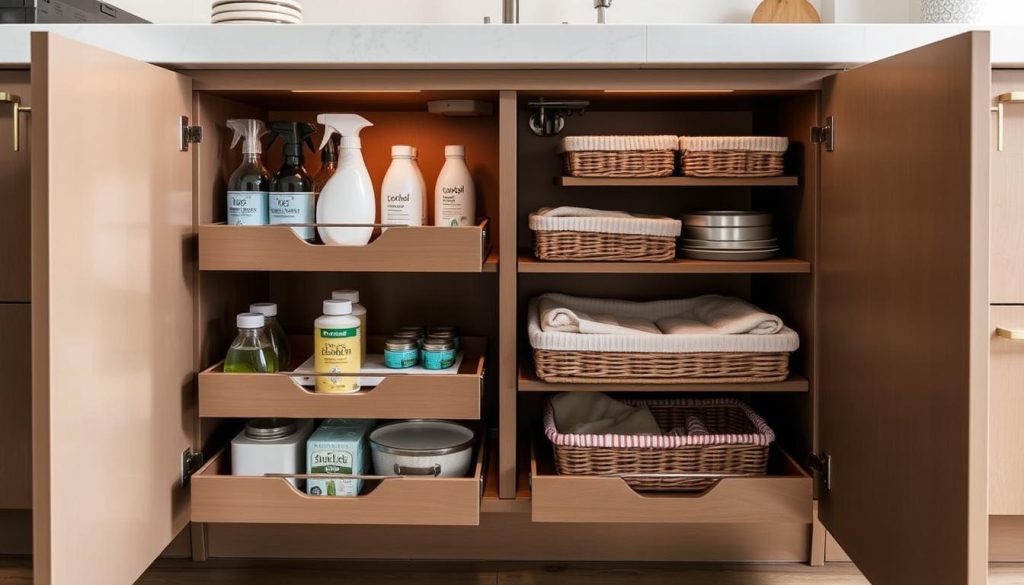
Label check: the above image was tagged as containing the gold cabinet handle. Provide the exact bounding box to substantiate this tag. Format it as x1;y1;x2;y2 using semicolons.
996;327;1024;340
993;92;1024;153
0;92;30;152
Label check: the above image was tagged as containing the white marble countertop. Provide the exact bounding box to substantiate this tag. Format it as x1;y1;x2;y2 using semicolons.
0;24;1022;69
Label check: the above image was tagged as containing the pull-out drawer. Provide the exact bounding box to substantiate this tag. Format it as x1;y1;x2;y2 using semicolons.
199;337;486;420
530;442;811;524
198;219;492;272
990;306;1024;514
191;439;486;526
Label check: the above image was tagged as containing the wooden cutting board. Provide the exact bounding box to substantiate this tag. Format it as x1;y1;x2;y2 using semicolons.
751;0;822;23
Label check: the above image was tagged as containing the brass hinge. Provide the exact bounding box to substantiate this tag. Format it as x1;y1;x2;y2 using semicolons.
180;448;204;486
179;115;203;151
808;452;832;491
811;115;835;152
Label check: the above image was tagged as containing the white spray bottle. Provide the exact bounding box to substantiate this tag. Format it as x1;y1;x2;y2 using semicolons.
316;114;375;246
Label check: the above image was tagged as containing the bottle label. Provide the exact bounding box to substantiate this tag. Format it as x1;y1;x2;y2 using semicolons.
227;191;269;225
382;191;423;227
437;184;471;226
384;347;419;369
269;192;316;240
421;348;456;370
315;326;361;393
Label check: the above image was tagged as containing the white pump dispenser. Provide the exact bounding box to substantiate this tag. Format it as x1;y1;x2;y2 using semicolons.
315;114;376;246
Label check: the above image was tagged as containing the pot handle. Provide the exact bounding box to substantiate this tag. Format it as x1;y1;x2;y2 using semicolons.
393;463;442;477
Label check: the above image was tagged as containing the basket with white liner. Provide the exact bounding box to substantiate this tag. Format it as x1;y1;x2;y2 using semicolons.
529;293;799;384
679;136;788;178
544;394;775;492
559;135;678;178
529;206;682;262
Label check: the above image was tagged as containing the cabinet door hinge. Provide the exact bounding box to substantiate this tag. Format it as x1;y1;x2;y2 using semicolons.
811;115;835;152
808;452;832;491
181;448;204;486
179;116;203;151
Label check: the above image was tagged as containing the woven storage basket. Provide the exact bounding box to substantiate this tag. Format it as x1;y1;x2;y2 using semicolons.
680;136;788;178
560;135;678;178
528;295;797;384
544;397;774;492
529;207;682;262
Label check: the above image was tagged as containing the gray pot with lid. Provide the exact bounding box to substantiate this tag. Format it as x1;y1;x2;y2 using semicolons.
370;420;476;478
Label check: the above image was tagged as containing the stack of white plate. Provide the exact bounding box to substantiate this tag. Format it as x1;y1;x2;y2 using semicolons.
212;0;302;24
679;212;779;261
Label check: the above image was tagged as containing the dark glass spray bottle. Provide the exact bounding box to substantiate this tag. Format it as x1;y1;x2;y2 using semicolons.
267;122;317;242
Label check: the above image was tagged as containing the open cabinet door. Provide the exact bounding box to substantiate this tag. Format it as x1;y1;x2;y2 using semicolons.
30;33;195;585
818;32;990;585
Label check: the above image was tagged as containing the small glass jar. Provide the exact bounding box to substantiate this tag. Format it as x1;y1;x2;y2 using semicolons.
383;337;420;369
421;337;456;370
427;326;461;351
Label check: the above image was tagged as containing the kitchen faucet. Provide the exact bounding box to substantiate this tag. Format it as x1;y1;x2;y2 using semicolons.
501;0;612;24
594;0;612;23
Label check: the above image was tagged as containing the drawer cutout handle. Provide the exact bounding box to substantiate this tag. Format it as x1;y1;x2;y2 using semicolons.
997;327;1024;340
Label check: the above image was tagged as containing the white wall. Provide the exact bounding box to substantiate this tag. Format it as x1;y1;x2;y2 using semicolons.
112;0;1024;25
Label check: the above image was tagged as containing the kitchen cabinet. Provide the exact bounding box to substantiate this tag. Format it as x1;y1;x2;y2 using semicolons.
22;30;989;585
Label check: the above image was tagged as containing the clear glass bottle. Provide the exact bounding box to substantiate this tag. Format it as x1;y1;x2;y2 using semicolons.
249;302;291;369
224;312;278;373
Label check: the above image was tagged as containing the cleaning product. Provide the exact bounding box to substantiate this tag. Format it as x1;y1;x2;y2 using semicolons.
411;147;428;225
224;312;278;373
434;145;476;227
381;145;424;229
313;134;340;194
249;302;291;369
306;419;375;497
268;121;317;242
315;114;375;246
226;119;270;226
314;299;362;394
331;290;367;358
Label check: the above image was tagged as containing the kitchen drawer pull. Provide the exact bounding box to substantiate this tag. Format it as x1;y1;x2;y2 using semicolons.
394;463;442;477
996;327;1024;340
0;92;30;152
993;92;1024;152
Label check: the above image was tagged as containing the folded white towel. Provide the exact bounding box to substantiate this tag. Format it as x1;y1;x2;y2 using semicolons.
539;296;661;335
656;295;784;336
529;206;683;237
551;392;662;436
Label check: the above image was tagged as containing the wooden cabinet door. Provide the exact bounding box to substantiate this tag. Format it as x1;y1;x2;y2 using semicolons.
0;304;31;509
0;71;31;302
989;306;1024;514
991;71;1024;303
818;32;990;585
30;33;195;585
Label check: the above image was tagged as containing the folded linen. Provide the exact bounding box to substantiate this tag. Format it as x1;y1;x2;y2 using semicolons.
539;295;661;335
551;392;662;436
655;295;784;336
528;206;683;237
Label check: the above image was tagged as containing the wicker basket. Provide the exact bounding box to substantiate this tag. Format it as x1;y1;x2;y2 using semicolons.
560;135;678;178
532;348;790;384
529;207;682;262
544;397;774;492
679;136;788;178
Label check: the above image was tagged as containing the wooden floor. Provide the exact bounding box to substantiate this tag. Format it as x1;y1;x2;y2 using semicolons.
2;558;1024;584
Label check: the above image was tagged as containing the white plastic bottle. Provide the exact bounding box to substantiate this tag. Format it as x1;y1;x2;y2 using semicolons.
381;145;424;229
411;147;428;225
331;289;367;358
316;114;375;246
434;145;476;227
314;300;362;394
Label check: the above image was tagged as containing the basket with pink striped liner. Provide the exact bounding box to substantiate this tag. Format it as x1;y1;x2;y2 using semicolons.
544;397;774;492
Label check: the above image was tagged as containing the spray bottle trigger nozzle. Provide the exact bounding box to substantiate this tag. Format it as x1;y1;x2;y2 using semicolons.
319;127;335;152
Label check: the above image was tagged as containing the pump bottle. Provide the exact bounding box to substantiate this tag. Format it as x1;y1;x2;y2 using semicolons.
226;119;270;225
316;114;375;246
268;122;317;242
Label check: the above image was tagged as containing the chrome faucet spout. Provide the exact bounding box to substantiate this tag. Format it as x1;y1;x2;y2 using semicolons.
503;0;519;23
594;0;612;23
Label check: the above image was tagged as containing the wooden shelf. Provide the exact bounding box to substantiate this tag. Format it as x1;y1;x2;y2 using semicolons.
518;366;809;393
555;176;799;188
518;253;810;274
191;443;485;526
199;337;486;420
199;219;491;273
530;443;811;524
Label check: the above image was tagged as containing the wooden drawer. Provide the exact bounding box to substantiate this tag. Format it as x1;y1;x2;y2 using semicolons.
191;438;485;526
198;219;492;273
530;442;811;524
198;336;485;420
992;72;1024;303
990;306;1024;514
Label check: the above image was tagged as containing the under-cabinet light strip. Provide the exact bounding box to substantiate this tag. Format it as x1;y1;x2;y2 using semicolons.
290;89;423;94
603;89;736;94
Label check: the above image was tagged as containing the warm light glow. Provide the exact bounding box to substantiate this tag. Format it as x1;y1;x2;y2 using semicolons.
290;89;423;94
603;89;736;94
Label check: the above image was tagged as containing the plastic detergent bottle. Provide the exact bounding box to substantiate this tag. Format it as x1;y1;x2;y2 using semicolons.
315;300;362;394
225;119;270;225
434;145;476;227
315;114;375;246
381;145;425;229
224;312;278;373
